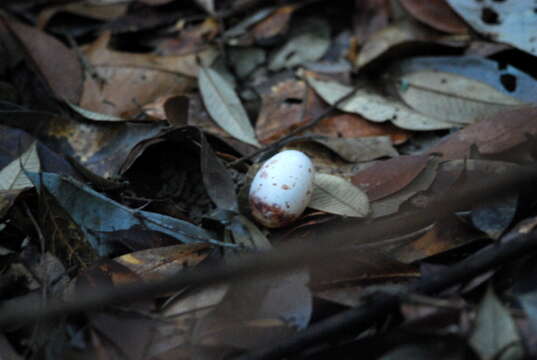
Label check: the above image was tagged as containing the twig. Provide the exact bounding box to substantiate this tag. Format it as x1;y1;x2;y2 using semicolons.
0;165;536;329
238;230;537;360
228;84;360;167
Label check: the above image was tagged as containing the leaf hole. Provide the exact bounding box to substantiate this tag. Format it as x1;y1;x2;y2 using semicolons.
284;98;303;105
500;74;517;92
481;7;501;25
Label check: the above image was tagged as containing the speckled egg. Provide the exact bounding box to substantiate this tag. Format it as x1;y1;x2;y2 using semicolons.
249;150;315;228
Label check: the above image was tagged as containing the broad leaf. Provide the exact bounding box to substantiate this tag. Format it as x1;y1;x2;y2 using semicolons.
306;75;456;131
198;66;260;146
0;142;40;191
309;173;370;217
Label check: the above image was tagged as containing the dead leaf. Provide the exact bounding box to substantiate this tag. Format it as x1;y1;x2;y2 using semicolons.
80;66;195;119
83;31;217;78
306;74;457;130
198;66;260;147
447;0;537;56
269;17;330;71
309;114;411;145
356;19;468;68
470;288;524;360
351;155;429;201
3;18;83;103
0;141;39;191
391;69;523;124
115;243;211;282
427;106;537;160
309;173;370;217
400;0;469;34
313;136;398;162
252;5;295;43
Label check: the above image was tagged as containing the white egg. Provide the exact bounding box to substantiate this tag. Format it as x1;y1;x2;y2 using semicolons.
249;150;315;228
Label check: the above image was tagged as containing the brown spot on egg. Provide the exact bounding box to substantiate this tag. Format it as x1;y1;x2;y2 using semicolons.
260;171;268;179
273;183;277;186
250;195;296;228
282;184;290;190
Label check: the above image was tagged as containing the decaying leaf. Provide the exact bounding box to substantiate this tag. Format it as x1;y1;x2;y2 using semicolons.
309;173;370;217
198;66;260;147
447;0;537;56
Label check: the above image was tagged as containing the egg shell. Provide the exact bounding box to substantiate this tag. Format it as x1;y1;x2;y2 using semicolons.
249;150;315;228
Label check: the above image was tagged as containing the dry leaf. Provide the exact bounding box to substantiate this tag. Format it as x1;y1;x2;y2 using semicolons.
310;173;370;217
198;66;260;146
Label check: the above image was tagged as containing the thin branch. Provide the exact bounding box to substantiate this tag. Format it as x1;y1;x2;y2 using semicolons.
238;230;537;360
0;165;536;330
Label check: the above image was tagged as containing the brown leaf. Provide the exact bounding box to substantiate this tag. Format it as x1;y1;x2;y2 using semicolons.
427;106;537;159
390;215;482;263
115;244;211;282
80;66;195;119
3;18;83;103
256;78;325;144
351;155;429;201
310;114;411;145
400;0;469;34
84;31;218;78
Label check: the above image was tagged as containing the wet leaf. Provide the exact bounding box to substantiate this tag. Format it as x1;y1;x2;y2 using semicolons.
470;288;524;360
0;141;39;191
198;66;260;146
400;0;469;34
306;75;456;130
447;0;537;56
28;172;219;256
200;131;238;211
269;17;330;71
309;173;370;217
